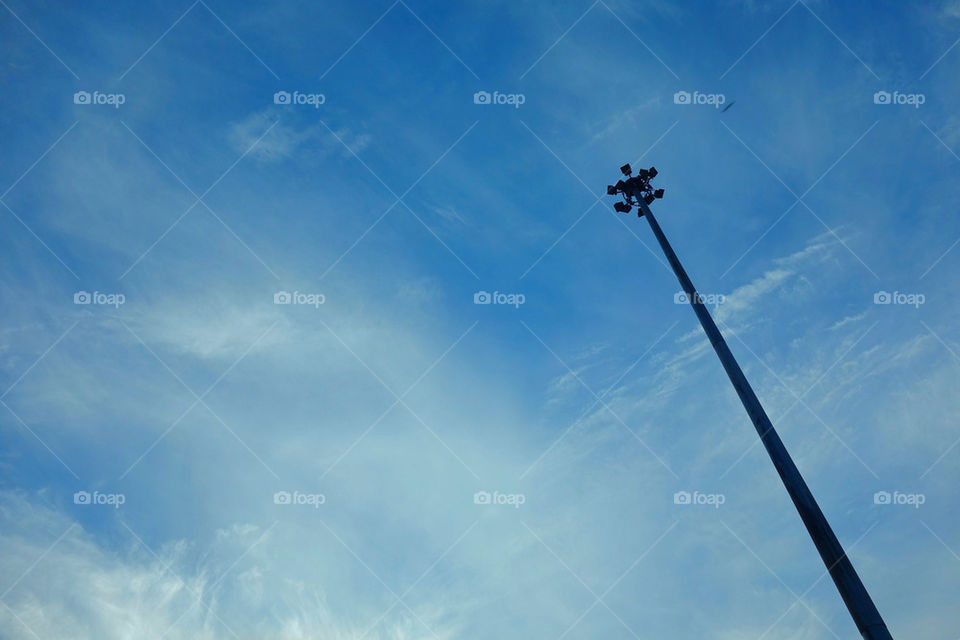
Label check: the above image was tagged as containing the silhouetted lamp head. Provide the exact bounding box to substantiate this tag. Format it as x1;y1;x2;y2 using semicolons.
607;161;663;216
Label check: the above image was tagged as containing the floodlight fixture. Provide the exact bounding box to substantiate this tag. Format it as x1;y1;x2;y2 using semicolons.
606;161;663;214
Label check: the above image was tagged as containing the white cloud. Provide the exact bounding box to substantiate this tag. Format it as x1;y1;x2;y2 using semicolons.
228;110;315;162
428;205;468;227
228;111;373;163
589;94;663;144
829;312;866;330
0;493;457;640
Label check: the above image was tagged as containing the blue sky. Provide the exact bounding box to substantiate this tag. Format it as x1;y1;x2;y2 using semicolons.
1;0;959;637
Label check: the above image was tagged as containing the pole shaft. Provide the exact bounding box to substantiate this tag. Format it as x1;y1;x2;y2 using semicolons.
636;198;892;639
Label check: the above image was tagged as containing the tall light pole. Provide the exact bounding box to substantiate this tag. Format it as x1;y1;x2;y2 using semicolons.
606;165;893;640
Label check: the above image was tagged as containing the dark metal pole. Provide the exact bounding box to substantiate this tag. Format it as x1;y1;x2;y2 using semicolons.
633;194;893;640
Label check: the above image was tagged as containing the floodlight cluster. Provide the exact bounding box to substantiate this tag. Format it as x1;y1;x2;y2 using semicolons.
606;163;664;216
